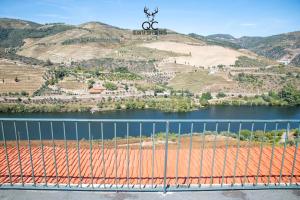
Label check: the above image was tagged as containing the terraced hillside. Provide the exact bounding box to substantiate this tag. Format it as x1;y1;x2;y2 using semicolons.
190;32;300;66
0;59;46;95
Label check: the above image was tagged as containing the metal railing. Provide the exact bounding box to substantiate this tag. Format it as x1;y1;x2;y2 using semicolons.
0;118;299;192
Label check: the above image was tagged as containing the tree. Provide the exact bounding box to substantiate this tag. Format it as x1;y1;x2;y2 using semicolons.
88;79;95;89
216;92;226;98
201;92;212;100
15;76;19;82
103;82;117;91
278;84;300;105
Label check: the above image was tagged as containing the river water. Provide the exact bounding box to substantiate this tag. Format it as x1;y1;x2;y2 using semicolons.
0;106;299;140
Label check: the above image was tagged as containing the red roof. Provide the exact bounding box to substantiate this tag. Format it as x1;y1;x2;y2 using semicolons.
0;146;299;185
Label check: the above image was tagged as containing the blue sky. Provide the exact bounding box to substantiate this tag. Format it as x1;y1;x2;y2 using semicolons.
0;0;299;37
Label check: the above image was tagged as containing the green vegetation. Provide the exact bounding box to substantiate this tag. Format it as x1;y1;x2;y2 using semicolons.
213;85;300;106
98;72;141;81
62;37;120;45
0;91;29;97
199;92;212;105
0;24;75;48
216;92;226;98
88;79;95;89
46;67;69;86
239;129;284;142
235;73;263;86
97;97;196;112
103;82;117;90
278;84;300;106
234;56;270;68
0;103;91;113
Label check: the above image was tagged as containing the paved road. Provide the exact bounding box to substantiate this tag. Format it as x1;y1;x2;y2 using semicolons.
0;190;299;200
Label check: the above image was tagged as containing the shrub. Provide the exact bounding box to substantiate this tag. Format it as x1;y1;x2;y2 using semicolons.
216;92;226;98
103;82;118;91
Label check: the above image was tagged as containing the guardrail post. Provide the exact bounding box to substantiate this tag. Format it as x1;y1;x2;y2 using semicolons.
151;123;156;188
1;121;12;186
175;123;181;187
187;123;193;186
221;122;230;186
279;123;289;185
26;121;36;186
163;121;169;193
14;122;24;186
63;122;70;187
290;123;299;185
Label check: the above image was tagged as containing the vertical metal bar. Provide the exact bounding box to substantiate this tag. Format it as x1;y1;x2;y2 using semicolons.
243;123;254;185
75;122;82;187
187;123;193;186
62;122;70;187
1;121;12;186
255;123;266;185
175;123;181;186
279;123;289;185
88;122;94;188
268;123;278;186
139;123;142;189
221;122;231;186
199;123;206;186
101;122;106;188
50;122;59;186
14;122;24;186
151;123;156;188
163;121;169;193
232;123;242;185
114;122;117;188
26;121;35;186
126;123;130;188
290;123;299;185
38;122;47;186
210;122;218;186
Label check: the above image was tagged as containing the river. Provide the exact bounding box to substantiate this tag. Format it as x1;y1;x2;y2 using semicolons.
0;106;299;140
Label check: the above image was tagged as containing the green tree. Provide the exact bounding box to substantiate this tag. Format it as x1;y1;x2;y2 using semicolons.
216;92;226;98
278;84;300;105
201;92;212;100
103;82;118;90
88;79;95;89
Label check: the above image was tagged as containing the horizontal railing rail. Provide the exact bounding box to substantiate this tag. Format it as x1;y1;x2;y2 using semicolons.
0;118;299;192
0;118;300;122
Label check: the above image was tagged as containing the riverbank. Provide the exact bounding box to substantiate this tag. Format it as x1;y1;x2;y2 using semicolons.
0;95;300;113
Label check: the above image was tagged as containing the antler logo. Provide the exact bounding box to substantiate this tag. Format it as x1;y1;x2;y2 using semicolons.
142;7;159;30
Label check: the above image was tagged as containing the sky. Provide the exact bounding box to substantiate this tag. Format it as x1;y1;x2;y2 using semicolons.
0;0;300;37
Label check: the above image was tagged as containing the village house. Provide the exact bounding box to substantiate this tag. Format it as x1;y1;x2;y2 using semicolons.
89;85;106;94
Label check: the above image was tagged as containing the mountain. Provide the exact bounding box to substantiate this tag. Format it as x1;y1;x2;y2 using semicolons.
0;18;285;70
0;18;76;48
5;19;204;65
0;18;41;29
189;31;300;66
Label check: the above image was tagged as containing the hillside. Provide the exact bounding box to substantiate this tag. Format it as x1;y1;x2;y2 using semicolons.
14;22;206;69
0;19;76;48
0;18;300;109
0;18;266;70
0;18;41;29
190;31;300;66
